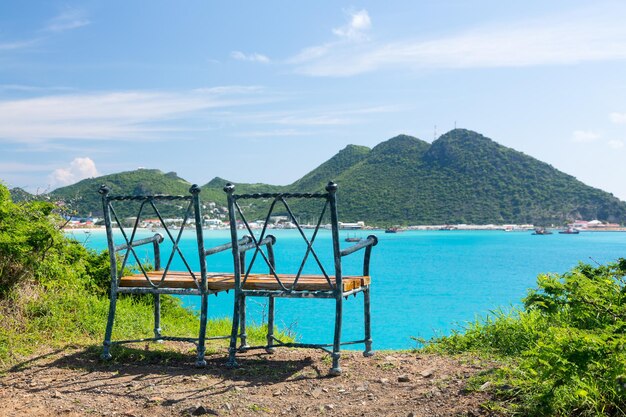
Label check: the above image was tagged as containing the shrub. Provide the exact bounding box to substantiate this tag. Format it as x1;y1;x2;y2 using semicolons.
423;260;626;416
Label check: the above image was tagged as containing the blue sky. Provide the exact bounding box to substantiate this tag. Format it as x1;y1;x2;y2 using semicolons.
2;1;626;201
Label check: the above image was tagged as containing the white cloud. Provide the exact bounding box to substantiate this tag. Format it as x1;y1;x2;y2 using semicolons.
610;112;626;124
213;105;395;127
233;129;312;138
49;157;99;187
332;10;371;40
289;5;626;77
0;84;74;93
0;162;55;173
572;130;601;143
0;39;40;51
45;9;90;32
608;140;625;149
231;51;270;63
0;87;269;144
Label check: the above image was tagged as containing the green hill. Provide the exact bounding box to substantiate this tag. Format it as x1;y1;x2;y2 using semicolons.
49;169;193;218
8;187;34;203
37;129;626;225
288;144;371;191
323;129;626;224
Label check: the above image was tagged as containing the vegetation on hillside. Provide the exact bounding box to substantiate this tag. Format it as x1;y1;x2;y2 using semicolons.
330;129;626;225
49;169;193;219
25;129;626;225
421;260;626;416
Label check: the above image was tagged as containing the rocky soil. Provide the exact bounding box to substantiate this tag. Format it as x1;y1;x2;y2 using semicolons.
0;343;502;416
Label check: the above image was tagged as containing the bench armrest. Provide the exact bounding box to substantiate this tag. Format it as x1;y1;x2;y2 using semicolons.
204;236;252;256
238;235;276;253
340;235;378;257
204;235;275;257
114;233;164;252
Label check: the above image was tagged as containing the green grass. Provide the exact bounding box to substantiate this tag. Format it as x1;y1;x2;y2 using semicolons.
0;279;287;368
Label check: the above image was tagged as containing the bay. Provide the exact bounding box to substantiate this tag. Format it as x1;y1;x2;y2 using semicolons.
70;228;626;350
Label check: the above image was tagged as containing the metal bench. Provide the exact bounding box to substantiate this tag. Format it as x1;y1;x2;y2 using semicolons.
98;184;270;366
223;181;378;375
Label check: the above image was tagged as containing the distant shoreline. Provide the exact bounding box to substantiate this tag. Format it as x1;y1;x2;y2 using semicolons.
62;225;626;233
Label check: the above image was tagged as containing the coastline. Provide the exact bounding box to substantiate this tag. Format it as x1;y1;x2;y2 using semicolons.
62;225;626;233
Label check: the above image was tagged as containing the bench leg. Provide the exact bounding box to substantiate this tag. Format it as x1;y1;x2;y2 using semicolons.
227;293;240;368
266;296;275;353
195;294;208;367
101;292;117;360
238;295;249;351
153;294;162;340
329;296;343;376
363;287;373;357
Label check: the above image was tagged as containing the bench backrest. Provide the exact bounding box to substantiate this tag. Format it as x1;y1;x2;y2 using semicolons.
98;184;207;291
224;181;345;291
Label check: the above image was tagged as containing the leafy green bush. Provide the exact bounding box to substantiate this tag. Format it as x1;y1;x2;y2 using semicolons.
422;260;626;416
0;185;58;295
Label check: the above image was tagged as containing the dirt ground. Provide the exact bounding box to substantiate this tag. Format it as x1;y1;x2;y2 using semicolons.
0;343;502;417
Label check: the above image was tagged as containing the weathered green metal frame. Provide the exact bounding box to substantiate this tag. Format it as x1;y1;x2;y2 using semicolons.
224;181;378;375
98;184;256;366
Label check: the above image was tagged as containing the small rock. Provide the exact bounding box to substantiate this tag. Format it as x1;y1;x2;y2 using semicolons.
222;403;232;411
355;385;368;392
311;388;322;398
398;375;411;383
420;368;435;378
191;405;219;416
325;404;335;410
377;377;389;384
321;388;329;393
408;413;416;417
147;396;165;403
52;390;63;399
479;381;492;391
273;391;282;397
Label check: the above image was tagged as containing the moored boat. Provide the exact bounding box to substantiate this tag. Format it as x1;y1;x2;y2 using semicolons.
345;234;361;242
559;227;580;234
532;227;553;235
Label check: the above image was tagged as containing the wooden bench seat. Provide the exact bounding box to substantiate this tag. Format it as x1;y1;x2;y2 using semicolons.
119;271;234;290
120;272;370;292
238;274;370;291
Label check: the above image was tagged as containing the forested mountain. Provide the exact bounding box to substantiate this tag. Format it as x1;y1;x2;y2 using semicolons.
26;129;626;225
8;187;34;203
320;129;626;224
48;169;193;218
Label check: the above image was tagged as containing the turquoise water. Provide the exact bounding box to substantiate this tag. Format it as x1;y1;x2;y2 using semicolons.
71;228;626;350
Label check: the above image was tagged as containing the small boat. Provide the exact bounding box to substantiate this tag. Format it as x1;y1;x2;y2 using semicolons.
385;227;398;234
532;227;553;235
559;227;580;235
345;236;361;242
